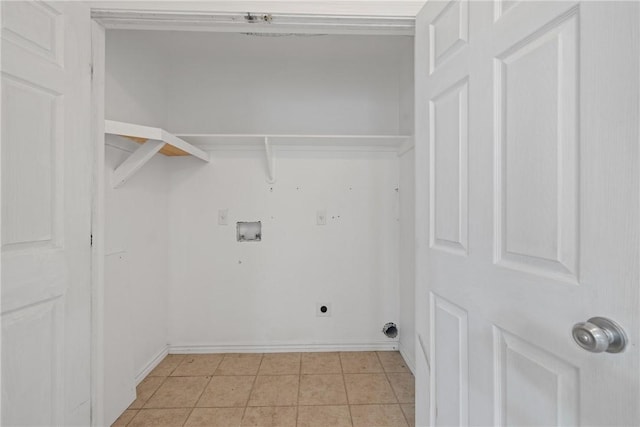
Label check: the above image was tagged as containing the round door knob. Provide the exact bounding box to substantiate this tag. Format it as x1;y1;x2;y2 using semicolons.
572;317;627;353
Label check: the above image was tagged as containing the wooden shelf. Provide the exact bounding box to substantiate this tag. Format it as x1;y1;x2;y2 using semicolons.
105;120;210;188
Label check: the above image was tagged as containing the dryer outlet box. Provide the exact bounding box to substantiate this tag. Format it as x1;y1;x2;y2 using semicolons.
316;303;332;317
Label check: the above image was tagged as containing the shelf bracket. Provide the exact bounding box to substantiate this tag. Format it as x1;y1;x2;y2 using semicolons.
264;136;276;183
112;139;164;188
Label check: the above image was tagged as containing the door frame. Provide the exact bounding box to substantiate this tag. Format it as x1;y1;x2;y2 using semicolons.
89;17;106;427
86;6;419;425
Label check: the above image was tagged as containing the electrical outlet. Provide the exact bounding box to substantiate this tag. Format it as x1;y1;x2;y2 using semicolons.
218;209;228;225
317;210;327;225
316;303;331;317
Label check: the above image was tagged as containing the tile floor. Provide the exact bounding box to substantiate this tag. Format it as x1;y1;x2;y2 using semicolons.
112;351;415;427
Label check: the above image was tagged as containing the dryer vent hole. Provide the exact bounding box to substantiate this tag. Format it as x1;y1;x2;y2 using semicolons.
383;322;398;338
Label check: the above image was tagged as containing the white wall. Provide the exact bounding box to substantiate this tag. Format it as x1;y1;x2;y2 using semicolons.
104;29;414;357
167;149;401;350
162;32;412;135
104;147;170;374
105;31;170;377
398;42;415;370
398;149;415;370
105;31;168;128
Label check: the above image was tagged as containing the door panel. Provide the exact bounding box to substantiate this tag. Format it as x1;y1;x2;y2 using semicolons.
429;293;468;426
493;326;579;426
1;1;92;425
429;77;468;255
415;1;639;425
494;7;579;282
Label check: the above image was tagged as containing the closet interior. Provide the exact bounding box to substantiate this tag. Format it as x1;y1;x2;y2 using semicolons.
102;27;416;423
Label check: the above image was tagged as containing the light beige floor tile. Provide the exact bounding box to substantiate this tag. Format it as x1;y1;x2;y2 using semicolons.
184;407;244;427
387;373;415;403
344;374;397;404
111;409;138;426
148;354;186;377
129;376;165;409
197;375;255;407
340;352;384;373
376;352;410;373
350;404;408;427
258;353;301;375
144;376;210;408
241;406;297;427
248;375;299;406
297;405;352;427
127;408;190;427
298;374;348;405
215;353;263;375
172;354;224;376
401;404;415;427
301;352;342;374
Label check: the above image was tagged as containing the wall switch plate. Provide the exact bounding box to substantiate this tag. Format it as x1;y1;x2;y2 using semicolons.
218;209;228;225
317;210;327;225
316;303;331;317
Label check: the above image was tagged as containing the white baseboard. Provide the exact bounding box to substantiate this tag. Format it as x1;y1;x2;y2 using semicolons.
399;345;416;375
135;345;169;385
169;341;399;354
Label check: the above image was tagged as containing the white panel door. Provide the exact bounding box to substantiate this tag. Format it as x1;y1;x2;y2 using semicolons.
1;1;92;425
415;1;639;426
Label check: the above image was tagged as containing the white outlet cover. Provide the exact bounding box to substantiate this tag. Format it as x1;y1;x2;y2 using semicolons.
218;209;228;225
316;302;331;317
317;210;327;225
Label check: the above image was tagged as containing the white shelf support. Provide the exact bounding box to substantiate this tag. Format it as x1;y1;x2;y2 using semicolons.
105;120;210;188
264;136;276;184
112;139;164;188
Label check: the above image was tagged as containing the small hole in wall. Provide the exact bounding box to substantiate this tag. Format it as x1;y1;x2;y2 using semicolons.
320;305;328;313
237;222;261;242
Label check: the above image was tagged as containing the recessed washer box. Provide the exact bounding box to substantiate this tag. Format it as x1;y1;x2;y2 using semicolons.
237;221;261;242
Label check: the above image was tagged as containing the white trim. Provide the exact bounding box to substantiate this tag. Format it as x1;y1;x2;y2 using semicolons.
88;1;425;17
399;345;416;375
135;345;170;385
180;134;411;154
91;10;416;36
108;134;412;154
169;341;399;354
90;20;106;427
397;137;415;157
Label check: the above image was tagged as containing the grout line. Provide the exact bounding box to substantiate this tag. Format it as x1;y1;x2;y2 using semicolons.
129;403;372;410
378;351;414;427
125;355;183;425
185;358;224;426
242;353;264;423
118;409;138;427
121;352;411;427
182;372;214;427
378;351;400;405
296;353;302;427
338;352;354;427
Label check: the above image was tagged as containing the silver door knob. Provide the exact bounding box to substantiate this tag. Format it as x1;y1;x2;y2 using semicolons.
572;317;627;353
